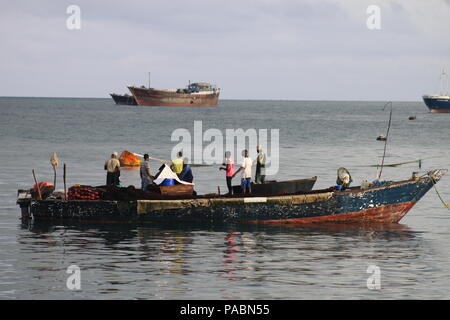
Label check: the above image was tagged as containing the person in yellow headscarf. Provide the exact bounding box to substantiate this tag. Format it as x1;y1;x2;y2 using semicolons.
171;151;184;176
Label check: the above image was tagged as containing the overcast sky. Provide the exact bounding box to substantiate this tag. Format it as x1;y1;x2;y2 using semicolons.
1;0;449;100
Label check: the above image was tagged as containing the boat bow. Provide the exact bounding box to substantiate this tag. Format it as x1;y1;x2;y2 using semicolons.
427;169;447;183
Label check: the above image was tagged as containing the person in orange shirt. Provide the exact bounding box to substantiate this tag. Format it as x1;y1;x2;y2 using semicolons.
219;151;235;195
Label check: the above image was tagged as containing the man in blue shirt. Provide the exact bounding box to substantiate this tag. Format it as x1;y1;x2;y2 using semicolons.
179;158;193;183
140;154;155;191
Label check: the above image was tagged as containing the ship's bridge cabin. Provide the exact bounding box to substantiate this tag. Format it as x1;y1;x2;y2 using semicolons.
188;82;217;93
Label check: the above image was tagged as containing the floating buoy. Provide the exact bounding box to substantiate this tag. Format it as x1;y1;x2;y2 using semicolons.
376;135;387;141
409;115;417;120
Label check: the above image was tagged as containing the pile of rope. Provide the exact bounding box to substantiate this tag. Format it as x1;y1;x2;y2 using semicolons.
68;185;102;200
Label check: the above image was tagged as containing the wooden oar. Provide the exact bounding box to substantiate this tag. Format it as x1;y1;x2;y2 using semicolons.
133;153;170;164
132;153;211;167
368;159;422;168
63;163;67;200
361;156;439;168
50;152;59;189
32;169;42;200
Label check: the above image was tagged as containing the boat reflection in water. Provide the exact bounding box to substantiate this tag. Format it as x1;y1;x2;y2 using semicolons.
18;220;426;298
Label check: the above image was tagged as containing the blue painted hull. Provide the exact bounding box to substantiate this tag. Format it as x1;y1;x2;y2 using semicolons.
134;178;434;224
423;96;450;113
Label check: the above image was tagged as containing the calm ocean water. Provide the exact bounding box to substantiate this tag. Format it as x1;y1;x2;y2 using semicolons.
1;97;450;299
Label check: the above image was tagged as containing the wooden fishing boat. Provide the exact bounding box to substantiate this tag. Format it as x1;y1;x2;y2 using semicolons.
232;177;317;195
16;170;446;225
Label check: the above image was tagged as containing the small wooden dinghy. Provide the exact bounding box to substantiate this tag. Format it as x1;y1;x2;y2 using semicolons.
148;184;194;196
232;177;317;195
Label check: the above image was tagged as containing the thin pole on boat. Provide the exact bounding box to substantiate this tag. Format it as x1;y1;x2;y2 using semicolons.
52;165;57;188
32;169;42;200
63;163;67;200
377;102;393;180
148;72;151;89
133;152;170;164
132;152;211;167
441;66;448;96
50;152;58;190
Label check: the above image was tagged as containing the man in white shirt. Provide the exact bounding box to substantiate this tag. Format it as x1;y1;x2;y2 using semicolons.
104;152;121;186
233;149;253;194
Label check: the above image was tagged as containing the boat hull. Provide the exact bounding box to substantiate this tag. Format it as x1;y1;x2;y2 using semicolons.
423;95;450;113
110;94;137;105
251;201;416;224
128;86;220;107
17;170;446;225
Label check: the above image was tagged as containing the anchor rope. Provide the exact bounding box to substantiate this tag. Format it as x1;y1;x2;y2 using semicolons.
429;174;450;210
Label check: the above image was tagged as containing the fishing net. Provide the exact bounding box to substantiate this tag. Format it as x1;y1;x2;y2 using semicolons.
68;185;102;200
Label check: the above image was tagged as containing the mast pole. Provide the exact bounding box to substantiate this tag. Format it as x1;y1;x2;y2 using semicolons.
378;102;393;180
441;66;448;96
148;72;151;89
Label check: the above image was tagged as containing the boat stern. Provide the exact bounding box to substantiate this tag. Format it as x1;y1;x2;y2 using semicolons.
16;189;32;219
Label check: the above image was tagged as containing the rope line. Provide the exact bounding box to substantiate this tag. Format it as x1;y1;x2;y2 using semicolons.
378;102;393;179
429;175;450;210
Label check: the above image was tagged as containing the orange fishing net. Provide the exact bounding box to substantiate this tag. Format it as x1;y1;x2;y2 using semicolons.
119;150;142;166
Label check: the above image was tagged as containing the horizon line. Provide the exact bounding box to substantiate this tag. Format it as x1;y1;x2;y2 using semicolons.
0;95;423;103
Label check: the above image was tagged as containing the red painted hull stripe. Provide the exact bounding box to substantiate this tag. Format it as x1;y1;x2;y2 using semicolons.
243;201;417;224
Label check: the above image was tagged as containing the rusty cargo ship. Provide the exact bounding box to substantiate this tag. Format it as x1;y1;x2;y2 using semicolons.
128;82;220;107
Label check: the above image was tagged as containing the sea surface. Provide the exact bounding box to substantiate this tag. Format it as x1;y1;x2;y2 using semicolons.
1;97;450;299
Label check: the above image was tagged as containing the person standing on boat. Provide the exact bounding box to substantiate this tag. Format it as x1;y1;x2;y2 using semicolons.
179;158;193;183
140;154;155;191
104;152;121;186
255;145;266;184
219;151;235;195
171;151;184;177
336;167;353;190
233;149;253;194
